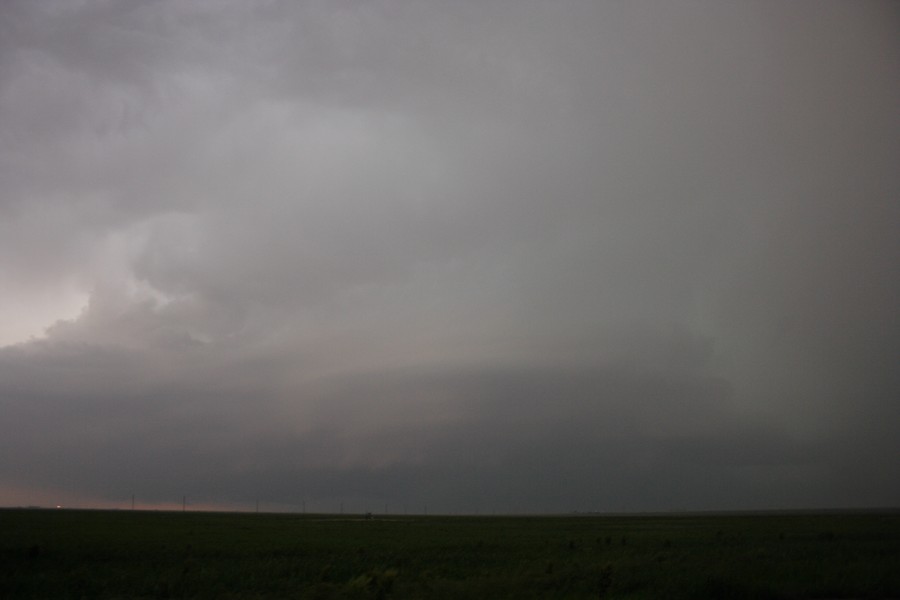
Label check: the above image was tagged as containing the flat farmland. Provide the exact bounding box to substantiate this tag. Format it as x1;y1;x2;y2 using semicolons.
2;508;898;599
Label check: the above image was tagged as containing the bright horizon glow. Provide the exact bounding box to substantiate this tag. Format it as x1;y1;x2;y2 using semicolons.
0;289;89;348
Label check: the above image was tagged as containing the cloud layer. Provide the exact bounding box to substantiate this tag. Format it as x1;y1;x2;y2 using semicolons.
1;0;898;512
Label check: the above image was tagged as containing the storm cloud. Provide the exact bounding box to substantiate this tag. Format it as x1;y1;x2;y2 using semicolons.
1;0;898;513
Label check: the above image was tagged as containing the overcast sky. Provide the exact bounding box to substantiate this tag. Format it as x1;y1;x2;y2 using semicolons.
1;0;898;514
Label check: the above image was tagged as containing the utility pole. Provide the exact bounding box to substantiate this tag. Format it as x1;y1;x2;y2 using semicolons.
182;496;186;513
131;495;135;511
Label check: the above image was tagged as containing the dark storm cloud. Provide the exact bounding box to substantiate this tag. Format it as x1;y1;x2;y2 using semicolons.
1;0;898;511
0;344;823;512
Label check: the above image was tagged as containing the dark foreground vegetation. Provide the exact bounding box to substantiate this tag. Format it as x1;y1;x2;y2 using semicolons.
2;508;899;599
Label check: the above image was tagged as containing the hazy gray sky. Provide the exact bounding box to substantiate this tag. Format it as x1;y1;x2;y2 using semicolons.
1;0;898;513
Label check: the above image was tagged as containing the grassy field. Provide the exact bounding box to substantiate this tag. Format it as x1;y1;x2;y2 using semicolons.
1;508;898;599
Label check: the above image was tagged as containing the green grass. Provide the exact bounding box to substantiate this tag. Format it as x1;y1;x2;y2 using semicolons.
2;508;899;598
